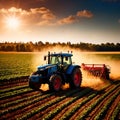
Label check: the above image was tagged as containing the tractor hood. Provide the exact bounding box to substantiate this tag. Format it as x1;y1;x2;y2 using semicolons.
29;64;57;84
37;64;56;71
37;64;58;77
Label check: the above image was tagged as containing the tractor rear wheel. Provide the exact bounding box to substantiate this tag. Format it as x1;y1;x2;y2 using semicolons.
49;74;62;91
70;68;82;88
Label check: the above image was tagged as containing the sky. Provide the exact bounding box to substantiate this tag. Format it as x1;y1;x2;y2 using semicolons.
0;0;120;44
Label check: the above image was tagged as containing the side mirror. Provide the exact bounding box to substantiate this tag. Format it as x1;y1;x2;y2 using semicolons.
65;57;68;61
44;56;46;61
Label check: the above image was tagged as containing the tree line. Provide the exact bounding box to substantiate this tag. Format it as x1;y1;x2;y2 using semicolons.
0;41;120;52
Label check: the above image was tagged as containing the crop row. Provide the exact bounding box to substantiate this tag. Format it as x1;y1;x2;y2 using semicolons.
94;89;120;120
0;80;119;120
51;84;114;120
17;88;81;120
0;83;110;119
60;92;98;120
0;91;42;109
0;76;28;85
43;87;96;120
76;83;120;120
0;92;54;117
0;87;32;99
19;84;110;120
110;102;120;120
39;83;119;120
0;85;28;94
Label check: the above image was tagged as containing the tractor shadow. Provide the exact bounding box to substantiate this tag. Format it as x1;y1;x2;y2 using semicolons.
54;86;103;98
38;85;103;98
107;78;120;84
37;79;120;97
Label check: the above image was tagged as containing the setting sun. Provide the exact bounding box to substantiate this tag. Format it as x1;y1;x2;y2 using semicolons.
6;16;20;29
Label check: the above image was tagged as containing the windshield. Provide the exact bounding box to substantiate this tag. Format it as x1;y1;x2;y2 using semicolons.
50;55;72;65
50;56;62;64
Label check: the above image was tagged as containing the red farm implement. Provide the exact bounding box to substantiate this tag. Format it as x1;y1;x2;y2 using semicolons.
81;63;110;80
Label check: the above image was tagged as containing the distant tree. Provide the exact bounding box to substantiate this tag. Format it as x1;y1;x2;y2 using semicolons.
16;44;20;51
0;41;120;52
38;41;44;46
19;44;25;51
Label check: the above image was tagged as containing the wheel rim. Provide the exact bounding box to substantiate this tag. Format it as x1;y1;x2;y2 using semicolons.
54;77;61;91
74;71;80;86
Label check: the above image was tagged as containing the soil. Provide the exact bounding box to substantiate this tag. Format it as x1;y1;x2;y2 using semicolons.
0;77;120;120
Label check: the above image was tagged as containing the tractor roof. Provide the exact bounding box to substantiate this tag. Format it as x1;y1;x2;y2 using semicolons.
50;53;73;57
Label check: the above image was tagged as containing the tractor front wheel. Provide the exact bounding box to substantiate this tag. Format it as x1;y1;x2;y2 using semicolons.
70;68;82;88
29;81;41;90
49;74;62;91
29;71;41;90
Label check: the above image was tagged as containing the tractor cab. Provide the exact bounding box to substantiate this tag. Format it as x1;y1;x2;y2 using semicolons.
44;52;73;72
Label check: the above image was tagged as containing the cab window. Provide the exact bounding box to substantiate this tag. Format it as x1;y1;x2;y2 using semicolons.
63;56;72;65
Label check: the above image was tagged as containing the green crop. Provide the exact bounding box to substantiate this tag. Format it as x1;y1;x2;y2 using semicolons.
76;83;120;120
0;52;120;80
0;52;42;80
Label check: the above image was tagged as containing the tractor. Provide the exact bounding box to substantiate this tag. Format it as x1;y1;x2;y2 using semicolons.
29;52;82;91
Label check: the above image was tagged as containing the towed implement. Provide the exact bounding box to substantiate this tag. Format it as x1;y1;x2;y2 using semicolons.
81;63;110;80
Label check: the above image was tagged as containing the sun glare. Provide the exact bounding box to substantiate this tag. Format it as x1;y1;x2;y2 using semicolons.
6;16;20;29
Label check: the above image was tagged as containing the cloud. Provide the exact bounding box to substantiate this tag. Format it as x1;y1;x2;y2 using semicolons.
57;10;93;25
0;7;56;26
57;15;77;25
29;7;56;25
41;12;56;20
0;7;29;15
30;7;50;14
0;7;93;27
77;10;93;18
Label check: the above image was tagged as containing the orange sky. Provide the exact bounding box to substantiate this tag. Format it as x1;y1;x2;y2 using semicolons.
0;0;120;44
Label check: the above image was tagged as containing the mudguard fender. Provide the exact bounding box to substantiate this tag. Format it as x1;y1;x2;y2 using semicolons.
66;65;80;75
29;75;40;83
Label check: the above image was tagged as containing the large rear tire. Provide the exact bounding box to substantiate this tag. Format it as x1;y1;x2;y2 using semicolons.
69;68;82;88
49;74;62;91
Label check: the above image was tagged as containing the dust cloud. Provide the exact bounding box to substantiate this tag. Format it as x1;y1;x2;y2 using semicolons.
32;45;120;90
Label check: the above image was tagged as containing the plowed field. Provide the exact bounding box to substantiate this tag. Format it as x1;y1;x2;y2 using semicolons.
0;77;120;120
